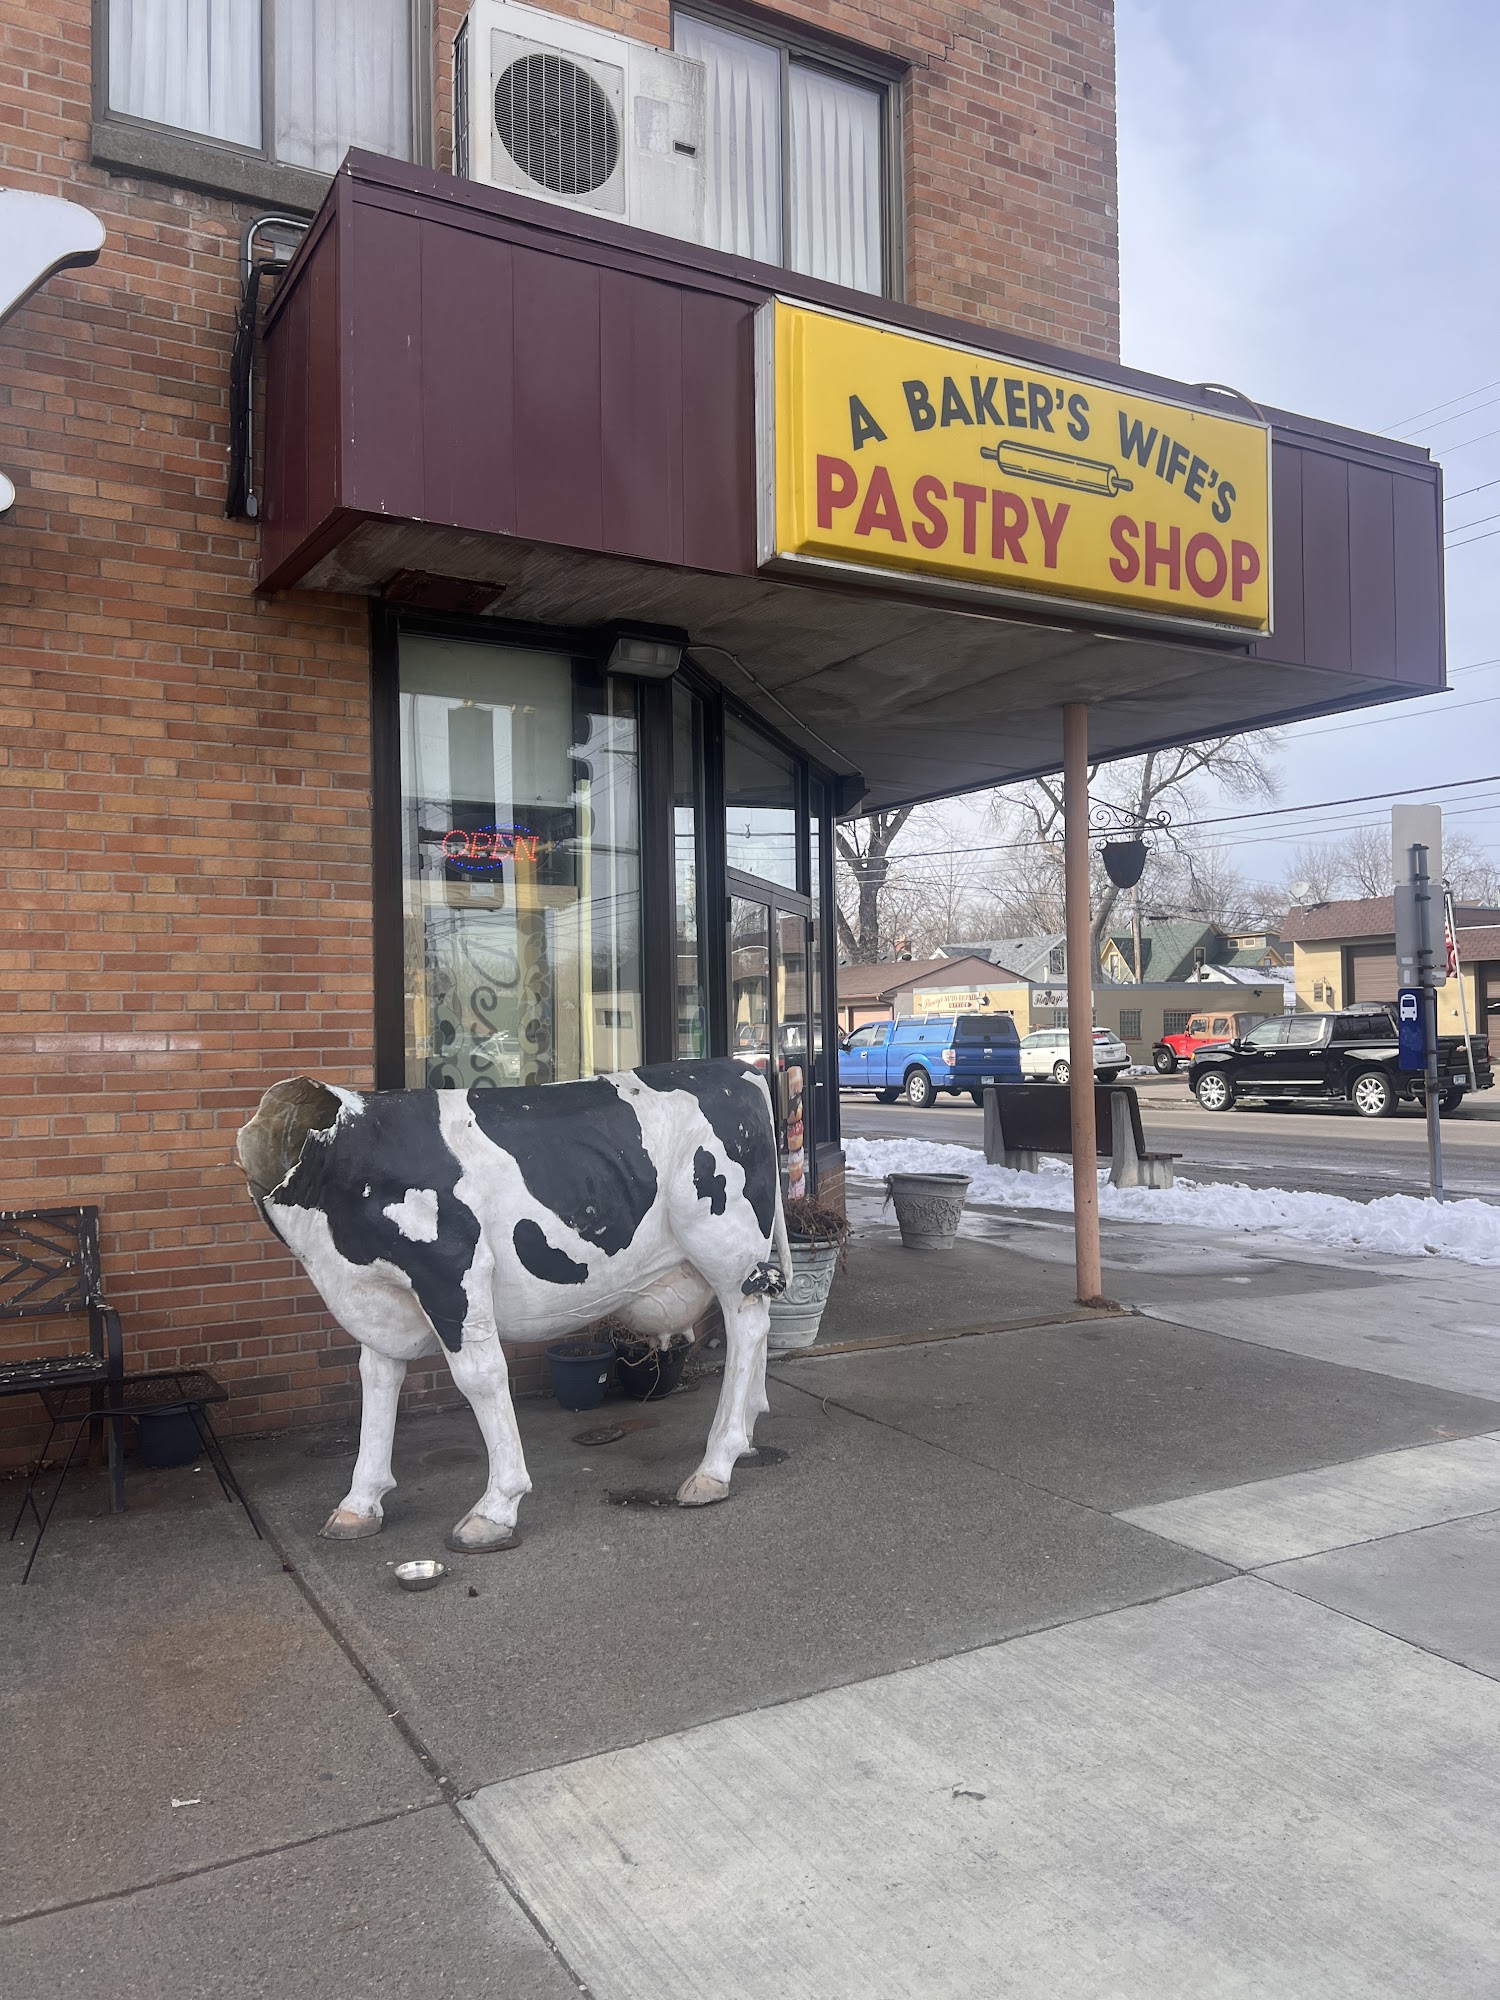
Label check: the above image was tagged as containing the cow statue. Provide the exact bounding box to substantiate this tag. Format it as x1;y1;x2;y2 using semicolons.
236;1059;791;1551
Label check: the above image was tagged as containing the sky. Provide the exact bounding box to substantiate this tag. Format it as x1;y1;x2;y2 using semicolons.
1114;0;1500;886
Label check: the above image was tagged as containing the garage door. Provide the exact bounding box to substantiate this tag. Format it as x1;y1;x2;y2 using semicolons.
1347;947;1399;1003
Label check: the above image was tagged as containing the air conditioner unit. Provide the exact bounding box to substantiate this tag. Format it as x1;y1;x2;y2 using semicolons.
454;1;704;243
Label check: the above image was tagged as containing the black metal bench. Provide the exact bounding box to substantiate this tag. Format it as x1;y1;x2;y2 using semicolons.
981;1083;1181;1189
2;1206;259;1580
1;1207;125;1513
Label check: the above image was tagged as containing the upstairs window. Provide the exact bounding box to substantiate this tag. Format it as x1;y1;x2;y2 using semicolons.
672;9;894;295
104;0;418;172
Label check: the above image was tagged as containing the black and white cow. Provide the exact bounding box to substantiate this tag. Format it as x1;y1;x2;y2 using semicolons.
237;1059;791;1550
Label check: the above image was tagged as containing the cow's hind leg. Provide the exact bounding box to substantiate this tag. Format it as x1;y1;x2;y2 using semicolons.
678;1288;771;1507
444;1335;532;1553
321;1344;406;1539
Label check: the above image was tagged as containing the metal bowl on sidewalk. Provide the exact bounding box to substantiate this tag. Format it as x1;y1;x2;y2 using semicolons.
394;1559;449;1592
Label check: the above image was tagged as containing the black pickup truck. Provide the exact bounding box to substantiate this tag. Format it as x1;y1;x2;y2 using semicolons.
1188;1005;1493;1118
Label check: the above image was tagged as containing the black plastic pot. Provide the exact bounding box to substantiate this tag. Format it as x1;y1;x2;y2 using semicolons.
614;1340;688;1402
136;1407;202;1468
545;1340;615;1411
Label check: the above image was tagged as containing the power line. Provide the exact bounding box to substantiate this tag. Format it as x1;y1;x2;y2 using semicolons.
1444;506;1500;538
1381;377;1500;433
1431;422;1500;455
1289;688;1500;740
1446;476;1500;503
1446;525;1500;553
871;773;1500;866
1404;393;1500;439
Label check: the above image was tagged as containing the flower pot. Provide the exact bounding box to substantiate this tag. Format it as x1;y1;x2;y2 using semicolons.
886;1172;971;1251
135;1407;202;1468
615;1339;689;1401
545;1340;615;1411
766;1238;840;1350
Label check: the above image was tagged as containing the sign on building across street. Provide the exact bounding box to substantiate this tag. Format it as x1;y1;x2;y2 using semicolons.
757;299;1273;633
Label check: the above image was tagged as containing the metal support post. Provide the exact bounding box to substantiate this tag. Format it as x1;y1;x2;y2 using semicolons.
1424;985;1444;1201
1412;843;1444;1201
1062;703;1104;1304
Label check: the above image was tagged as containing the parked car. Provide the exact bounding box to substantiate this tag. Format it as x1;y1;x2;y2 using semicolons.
1188;1006;1493;1116
838;1012;1022;1107
1152;1008;1277;1073
1018;1026;1129;1084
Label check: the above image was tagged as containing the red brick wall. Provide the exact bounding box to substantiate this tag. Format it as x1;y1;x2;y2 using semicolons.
0;2;389;1459
0;0;1115;1465
433;0;1119;356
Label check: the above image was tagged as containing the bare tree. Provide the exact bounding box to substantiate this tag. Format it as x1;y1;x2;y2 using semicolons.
1256;826;1500;914
1446;834;1500;906
1332;824;1389;898
834;807;916;962
987;735;1279;973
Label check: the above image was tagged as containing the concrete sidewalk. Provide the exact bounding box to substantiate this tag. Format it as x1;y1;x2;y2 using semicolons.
6;1212;1500;1996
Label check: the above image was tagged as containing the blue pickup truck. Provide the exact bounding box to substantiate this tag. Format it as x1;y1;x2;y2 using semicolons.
839;1013;1022;1107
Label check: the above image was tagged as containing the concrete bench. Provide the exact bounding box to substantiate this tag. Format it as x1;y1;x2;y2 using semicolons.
981;1082;1181;1190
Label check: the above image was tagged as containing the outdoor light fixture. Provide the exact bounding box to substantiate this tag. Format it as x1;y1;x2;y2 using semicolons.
602;625;686;679
1101;838;1148;889
1092;802;1171;884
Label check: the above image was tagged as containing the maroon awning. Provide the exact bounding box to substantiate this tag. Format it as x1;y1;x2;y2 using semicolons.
259;153;1446;810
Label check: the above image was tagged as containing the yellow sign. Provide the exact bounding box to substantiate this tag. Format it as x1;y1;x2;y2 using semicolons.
756;301;1272;633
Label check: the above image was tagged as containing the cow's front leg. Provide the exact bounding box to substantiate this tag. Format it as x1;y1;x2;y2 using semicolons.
678;1291;770;1507
321;1344;406;1539
443;1333;531;1552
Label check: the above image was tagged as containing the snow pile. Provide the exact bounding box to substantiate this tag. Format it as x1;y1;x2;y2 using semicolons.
844;1136;1500;1269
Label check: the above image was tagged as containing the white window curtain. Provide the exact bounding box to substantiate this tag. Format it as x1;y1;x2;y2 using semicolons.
789;64;882;293
273;0;412;172
108;0;262;148
673;15;782;264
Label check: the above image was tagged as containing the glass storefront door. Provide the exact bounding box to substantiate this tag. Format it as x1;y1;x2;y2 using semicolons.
729;887;813;1197
397;633;642;1089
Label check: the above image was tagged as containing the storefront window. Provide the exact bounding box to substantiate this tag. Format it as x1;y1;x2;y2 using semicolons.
725;711;798;887
729;898;771;1070
673;683;708;1057
808;777;827;1138
777;911;810;1197
397;634;641;1088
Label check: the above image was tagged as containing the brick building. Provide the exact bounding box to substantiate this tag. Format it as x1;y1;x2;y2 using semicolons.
0;0;1444;1459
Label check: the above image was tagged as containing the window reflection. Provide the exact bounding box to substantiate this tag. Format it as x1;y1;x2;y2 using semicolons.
729;898;771;1074
398;636;641;1088
673;683;708;1058
725;711;798;887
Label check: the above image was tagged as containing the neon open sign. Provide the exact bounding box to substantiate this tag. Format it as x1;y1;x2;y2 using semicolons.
440;824;539;874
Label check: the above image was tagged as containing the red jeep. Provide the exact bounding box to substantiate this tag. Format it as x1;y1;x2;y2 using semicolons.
1152;1008;1276;1073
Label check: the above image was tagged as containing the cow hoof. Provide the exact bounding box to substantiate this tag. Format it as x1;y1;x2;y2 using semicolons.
445;1515;522;1553
676;1472;731;1508
319;1507;383;1541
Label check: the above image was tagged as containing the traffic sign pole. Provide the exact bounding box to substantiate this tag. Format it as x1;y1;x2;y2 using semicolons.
1412;843;1444;1203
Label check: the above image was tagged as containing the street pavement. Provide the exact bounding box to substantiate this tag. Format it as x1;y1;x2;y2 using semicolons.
842;1076;1500;1203
6;1178;1500;1995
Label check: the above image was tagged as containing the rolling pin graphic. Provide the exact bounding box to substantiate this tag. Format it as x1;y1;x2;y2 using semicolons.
979;440;1133;496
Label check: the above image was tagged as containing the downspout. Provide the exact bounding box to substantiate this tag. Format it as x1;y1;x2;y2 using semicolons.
226;213;308;521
